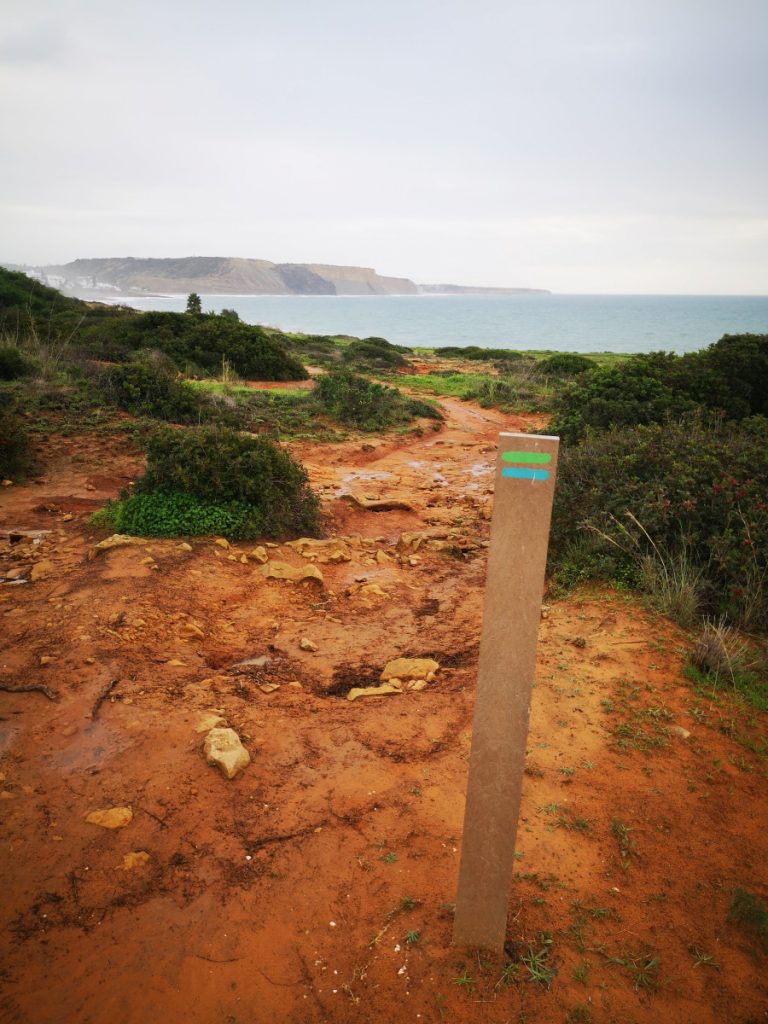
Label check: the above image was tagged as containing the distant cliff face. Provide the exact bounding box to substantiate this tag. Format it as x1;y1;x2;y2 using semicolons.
36;257;420;296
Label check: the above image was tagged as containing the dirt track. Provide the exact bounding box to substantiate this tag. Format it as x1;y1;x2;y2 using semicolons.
1;394;767;1024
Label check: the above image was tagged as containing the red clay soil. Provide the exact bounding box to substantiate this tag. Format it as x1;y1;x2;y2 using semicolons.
1;396;767;1024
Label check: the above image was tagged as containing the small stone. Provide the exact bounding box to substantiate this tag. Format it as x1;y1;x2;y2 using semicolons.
121;851;150;870
214;538;230;550
181;622;205;640
375;549;391;564
240;554;248;564
670;725;691;739
286;537;351;564
260;561;324;586
92;534;146;554
84;657;95;665
408;556;420;566
1;479;13;487
409;679;429;692
61;724;78;737
139;556;155;566
39;655;54;666
300;637;318;652
347;682;403;702
194;712;227;734
167;659;185;667
0;791;16;801
30;560;55;581
381;658;439;683
288;680;303;688
249;546;268;564
259;682;281;694
85;806;133;829
62;513;74;521
359;583;388;599
178;542;193;552
203;728;251;779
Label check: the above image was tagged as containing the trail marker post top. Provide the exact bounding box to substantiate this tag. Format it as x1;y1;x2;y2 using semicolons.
453;431;559;954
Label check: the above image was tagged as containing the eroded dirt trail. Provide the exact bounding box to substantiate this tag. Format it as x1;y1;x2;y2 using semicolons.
1;396;767;1024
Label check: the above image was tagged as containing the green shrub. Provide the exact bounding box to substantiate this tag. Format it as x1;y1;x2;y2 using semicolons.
92;491;265;540
342;336;412;371
0;345;36;380
132;426;319;537
95;361;223;424
0;407;34;479
729;889;768;953
549;417;768;628
434;345;525;362
79;311;309;380
317;369;441;430
551;336;768;445
538;353;595;378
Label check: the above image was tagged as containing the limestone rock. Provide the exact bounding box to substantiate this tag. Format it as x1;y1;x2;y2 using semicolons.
341;493;415;512
249;546;269;563
85;806;133;829
347;681;403;702
300;637;318;652
260;560;324;585
204;727;250;779
181;622;205;640
670;725;691;739
30;559;55;581
178;542;193;552
92;534;146;555
259;682;281;694
214;538;230;549
381;658;439;683
194;712;227;734
287;537;351;563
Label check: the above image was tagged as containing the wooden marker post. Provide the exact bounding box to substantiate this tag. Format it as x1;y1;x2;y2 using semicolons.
453;431;559;953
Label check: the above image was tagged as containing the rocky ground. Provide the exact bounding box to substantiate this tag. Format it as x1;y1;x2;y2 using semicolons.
1;393;767;1024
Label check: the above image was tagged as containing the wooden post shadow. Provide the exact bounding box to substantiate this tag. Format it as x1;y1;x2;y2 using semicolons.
453;431;559;954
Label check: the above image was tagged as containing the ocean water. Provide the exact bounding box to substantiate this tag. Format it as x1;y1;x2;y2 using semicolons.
103;293;768;354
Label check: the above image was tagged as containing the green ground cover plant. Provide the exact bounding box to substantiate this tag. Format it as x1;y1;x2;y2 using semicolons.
94;426;320;540
95;360;236;425
342;336;413;372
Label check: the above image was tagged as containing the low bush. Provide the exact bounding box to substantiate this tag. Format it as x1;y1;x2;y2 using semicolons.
538;353;595;378
95;361;226;424
79;311;309;380
551;335;768;444
549;417;768;628
434;345;525;362
342;336;412;371
131;426;319;537
0;345;36;380
0;407;34;479
317;369;441;430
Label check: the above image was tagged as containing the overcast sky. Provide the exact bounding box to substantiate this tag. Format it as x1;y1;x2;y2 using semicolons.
1;0;766;293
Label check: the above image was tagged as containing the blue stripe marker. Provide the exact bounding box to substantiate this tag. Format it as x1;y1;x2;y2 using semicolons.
501;467;550;482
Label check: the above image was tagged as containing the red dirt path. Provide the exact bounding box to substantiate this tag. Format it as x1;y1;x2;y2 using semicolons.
1;395;766;1024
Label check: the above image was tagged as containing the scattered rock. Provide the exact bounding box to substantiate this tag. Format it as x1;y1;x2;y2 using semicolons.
300;637;319;652
203;728;251;779
230;654;271;670
178;542;193;552
260;560;324;586
375;549;392;564
214;538;230;549
30;560;55;581
249;546;269;563
347;682;403;702
288;680;303;689
381;658;439;684
670;725;691;739
359;583;388;600
341;493;415;512
92;534;146;555
167;659;185;667
259;682;281;694
194;712;227;734
39;655;54;666
286;537;352;563
85;806;133;829
409;679;429;692
121;851;150;870
61;724;78;737
181;622;205;640
0;791;16;801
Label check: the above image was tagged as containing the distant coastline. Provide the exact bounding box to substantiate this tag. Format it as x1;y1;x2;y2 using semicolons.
2;256;549;300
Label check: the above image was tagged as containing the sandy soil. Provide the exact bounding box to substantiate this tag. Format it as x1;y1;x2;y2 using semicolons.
1;393;767;1024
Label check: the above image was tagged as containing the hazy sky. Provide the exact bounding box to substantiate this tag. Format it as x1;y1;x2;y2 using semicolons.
1;0;766;293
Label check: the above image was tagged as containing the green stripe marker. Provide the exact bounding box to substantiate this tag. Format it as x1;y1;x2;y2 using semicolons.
501;451;552;465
